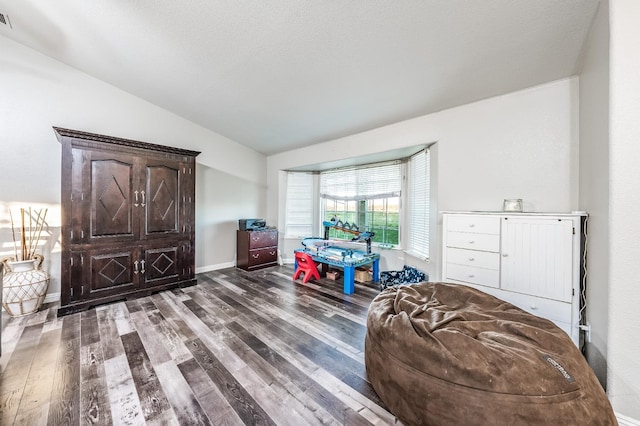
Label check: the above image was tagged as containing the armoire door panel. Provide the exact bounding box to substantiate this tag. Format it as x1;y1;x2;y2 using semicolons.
88;249;137;296
142;244;180;287
92;159;134;237
84;150;142;243
145;163;180;236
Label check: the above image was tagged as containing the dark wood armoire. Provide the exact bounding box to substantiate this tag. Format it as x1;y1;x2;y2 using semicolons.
55;127;200;316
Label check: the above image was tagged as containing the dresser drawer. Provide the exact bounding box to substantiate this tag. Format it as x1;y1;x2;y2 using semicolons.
446;247;500;270
248;230;278;249
446;215;501;235
503;291;573;325
247;247;278;268
454;283;575;341
552;321;573;340
237;229;279;271
444;263;500;288
446;231;500;252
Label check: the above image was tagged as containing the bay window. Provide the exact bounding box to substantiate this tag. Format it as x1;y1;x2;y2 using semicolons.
284;147;430;257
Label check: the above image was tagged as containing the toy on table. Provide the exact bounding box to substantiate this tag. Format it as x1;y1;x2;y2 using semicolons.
295;218;380;294
323;217;375;254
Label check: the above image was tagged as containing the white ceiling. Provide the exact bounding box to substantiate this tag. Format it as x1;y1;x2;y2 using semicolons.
0;1;600;155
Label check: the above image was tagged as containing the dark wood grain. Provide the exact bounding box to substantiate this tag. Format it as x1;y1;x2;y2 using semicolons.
0;265;398;425
120;331;174;423
56;127;199;316
178;358;240;424
95;304;125;360
226;320;369;424
185;337;276;426
80;309;113;425
48;313;81;426
1;323;47;425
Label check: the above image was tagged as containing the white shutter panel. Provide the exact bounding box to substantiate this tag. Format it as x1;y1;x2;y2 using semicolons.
407;149;430;259
285;172;314;238
320;162;401;199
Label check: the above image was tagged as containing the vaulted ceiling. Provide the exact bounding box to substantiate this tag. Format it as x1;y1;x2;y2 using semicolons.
0;1;600;155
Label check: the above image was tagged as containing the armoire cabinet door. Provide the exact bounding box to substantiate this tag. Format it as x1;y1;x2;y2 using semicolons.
72;151;188;243
500;217;574;303
71;148;141;245
141;242;183;287
68;247;138;304
144;160;180;238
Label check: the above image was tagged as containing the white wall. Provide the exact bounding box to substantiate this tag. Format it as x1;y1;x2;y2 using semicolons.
195;164;266;272
578;0;610;389
0;36;267;297
607;0;640;418
267;78;579;279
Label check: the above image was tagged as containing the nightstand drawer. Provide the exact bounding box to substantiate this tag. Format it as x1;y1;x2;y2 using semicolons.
446;247;500;270
446;231;500;252
444;263;500;288
446;215;501;235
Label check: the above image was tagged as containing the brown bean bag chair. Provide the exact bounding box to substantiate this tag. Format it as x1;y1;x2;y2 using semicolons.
365;282;616;426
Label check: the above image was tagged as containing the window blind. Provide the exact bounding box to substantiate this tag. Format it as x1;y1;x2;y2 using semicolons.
320;162;401;200
284;172;314;238
406;149;430;259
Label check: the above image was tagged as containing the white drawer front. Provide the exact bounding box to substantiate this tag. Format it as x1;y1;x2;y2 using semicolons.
502;291;573;325
446;247;500;270
446;215;501;234
445;263;500;288
551;321;573;340
448;282;576;344
446;231;500;252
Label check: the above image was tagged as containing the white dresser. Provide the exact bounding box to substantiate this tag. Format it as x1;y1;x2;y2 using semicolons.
442;212;587;345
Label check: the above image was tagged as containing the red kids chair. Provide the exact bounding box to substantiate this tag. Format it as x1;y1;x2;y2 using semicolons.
293;251;321;283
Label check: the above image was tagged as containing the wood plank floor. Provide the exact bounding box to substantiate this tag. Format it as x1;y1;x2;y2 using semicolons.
1;266;402;425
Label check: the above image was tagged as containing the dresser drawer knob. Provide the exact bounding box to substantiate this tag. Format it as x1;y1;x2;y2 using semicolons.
530;305;538;310
252;254;260;259
468;258;475;261
469;224;475;228
468;241;475;244
468;274;475;278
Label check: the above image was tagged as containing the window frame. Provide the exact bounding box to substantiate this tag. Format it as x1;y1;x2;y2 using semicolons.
283;146;431;259
319;160;402;246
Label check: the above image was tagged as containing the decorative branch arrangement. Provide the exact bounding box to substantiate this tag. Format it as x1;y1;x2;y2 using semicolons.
9;207;48;261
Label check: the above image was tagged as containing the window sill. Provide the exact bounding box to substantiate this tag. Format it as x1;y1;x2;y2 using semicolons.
404;249;430;262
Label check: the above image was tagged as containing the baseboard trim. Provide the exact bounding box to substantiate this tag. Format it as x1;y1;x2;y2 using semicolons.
617;412;640;426
195;261;236;274
44;292;61;304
